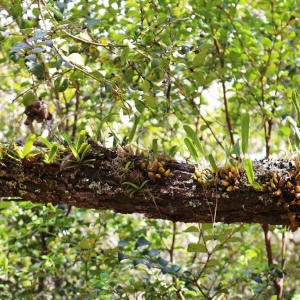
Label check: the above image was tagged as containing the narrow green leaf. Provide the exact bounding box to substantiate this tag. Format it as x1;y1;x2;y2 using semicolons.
208;154;218;174
233;138;241;158
124;161;131;170
152;138;158;157
47;144;58;163
77;142;89;155
13;144;23;158
60;132;73;146
241;113;250;154
80;144;91;160
22;134;36;157
244;158;254;184
61;132;80;160
183;125;204;155
69;145;80;161
252;181;261;191
292;89;300;125
169;145;178;157
285;116;300;140
122;182;140;190
37;136;52;149
76;130;86;152
127;115;140;144
139;180;149;189
184;138;198;161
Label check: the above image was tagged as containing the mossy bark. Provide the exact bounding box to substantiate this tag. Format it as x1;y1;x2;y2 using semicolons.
0;150;300;229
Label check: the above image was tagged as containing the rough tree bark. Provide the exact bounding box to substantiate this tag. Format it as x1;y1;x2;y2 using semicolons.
0;143;300;229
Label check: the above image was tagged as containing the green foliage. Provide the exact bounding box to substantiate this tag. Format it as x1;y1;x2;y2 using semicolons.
60;130;96;166
1;0;300;298
7;134;40;160
208;153;218;174
241;113;250;155
37;136;59;164
292;90;300;125
244;158;261;191
122;180;150;198
183;125;205;161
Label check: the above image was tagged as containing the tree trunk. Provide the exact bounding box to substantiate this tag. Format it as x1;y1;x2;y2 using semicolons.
0;145;300;229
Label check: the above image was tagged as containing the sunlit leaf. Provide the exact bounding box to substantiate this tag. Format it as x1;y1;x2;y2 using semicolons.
208;154;218;174
68;53;84;66
187;243;207;253
127;115;140;144
183;125;204;155
47;144;58;163
244;158;260;190
184;225;199;232
99;36;108;45
0;202;12;209
241;113;250;154
184;138;198;161
10;4;22;19
292;89;300;125
169;145;178;157
78;237;91;250
22;134;36;158
192;52;206;67
152;139;158;157
22;91;35;106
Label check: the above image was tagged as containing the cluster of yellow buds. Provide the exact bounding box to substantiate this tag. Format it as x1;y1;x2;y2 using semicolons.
219;165;240;192
262;173;285;197
139;159;172;180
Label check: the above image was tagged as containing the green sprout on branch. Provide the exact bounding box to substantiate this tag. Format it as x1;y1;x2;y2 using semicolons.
60;130;96;168
122;180;150;198
7;134;40;160
37;136;59;164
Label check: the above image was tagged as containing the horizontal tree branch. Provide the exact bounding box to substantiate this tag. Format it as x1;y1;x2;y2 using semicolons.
0;146;300;229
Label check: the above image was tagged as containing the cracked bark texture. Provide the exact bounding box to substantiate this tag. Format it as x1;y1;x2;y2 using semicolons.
0;150;300;229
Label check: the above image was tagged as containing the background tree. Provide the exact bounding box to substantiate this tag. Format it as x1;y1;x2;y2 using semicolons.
0;0;300;299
